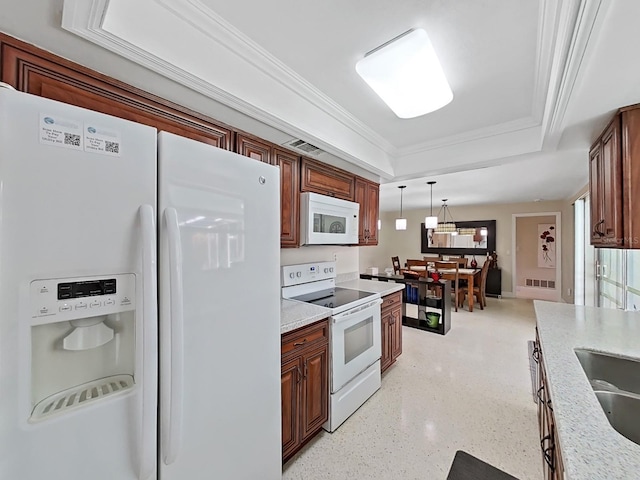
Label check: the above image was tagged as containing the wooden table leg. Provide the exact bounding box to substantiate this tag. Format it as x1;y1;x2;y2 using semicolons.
468;273;474;312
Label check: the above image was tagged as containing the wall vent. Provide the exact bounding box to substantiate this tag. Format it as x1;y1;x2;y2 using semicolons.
283;139;323;156
525;278;556;289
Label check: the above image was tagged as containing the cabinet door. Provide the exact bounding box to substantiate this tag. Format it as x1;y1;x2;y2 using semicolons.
600;118;623;245
281;357;301;461
390;307;402;362
366;182;379;245
380;308;393;373
236;132;272;164
300;345;329;441
300;157;355;200
589;143;604;245
274;148;300;248
0;39;232;149
355;178;369;244
355;178;380;246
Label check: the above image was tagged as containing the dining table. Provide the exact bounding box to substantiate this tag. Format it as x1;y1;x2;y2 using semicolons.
408;265;482;312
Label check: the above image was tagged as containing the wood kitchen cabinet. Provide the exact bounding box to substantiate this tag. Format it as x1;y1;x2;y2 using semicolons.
380;291;402;374
274;148;300;248
0;34;233;149
281;319;329;463
533;330;565;480
235;132;272;164
355;177;379;246
589;104;640;248
300;157;356;201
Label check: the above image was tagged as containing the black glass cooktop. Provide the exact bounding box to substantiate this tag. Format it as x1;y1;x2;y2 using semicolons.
292;287;376;310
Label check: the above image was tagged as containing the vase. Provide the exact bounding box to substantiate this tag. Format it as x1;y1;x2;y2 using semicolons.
470;256;478;268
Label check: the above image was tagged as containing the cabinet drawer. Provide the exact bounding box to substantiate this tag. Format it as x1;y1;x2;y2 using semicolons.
281;319;328;357
381;291;402;311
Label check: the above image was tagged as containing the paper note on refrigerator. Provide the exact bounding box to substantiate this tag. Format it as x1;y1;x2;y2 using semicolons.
84;124;122;156
39;113;83;150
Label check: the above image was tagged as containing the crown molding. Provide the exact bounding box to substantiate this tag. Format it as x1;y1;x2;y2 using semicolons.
61;0;593;180
541;0;610;148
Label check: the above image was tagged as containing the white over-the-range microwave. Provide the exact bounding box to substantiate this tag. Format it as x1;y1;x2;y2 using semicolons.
300;192;360;245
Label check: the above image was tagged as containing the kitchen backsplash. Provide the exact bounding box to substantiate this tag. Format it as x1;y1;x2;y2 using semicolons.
280;245;359;274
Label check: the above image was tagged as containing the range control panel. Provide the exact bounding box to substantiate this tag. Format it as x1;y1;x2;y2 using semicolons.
31;274;135;325
281;261;336;287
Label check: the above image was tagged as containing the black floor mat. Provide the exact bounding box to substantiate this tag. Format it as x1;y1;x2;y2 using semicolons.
447;451;519;480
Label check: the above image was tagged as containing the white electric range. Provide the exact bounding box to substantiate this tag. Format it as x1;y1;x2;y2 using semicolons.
282;261;382;432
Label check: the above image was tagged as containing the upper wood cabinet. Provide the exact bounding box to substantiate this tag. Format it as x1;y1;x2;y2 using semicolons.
274;148;300;248
235;132;272;164
300;157;355;201
355;177;379;246
0;35;233;149
589;105;640;248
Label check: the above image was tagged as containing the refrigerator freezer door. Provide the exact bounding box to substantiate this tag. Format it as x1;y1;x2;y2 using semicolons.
0;89;157;480
158;132;281;480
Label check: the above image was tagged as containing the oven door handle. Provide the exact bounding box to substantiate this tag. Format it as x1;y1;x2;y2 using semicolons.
332;298;382;323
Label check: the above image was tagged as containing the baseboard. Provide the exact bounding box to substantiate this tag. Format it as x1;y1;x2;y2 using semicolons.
515;286;559;301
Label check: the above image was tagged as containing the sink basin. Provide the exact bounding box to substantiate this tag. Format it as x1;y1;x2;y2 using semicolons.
595;391;640;446
574;349;640;395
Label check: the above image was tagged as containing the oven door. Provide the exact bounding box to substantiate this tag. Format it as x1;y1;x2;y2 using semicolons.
331;298;382;392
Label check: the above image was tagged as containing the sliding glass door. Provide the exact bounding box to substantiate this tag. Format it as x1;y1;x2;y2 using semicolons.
596;248;625;309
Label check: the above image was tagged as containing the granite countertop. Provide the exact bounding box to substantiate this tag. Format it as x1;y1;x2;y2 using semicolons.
534;301;640;479
280;298;331;334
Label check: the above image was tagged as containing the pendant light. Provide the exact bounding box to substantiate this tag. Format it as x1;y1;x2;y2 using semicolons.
395;185;407;230
434;198;457;234
424;181;438;229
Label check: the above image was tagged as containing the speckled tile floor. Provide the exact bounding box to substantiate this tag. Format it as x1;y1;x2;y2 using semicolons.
282;298;543;480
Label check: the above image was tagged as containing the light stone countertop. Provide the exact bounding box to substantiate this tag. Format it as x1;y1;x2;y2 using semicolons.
534;301;640;479
280;298;331;334
337;278;405;296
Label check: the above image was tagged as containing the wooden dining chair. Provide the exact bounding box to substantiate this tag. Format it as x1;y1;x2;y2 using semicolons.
433;261;463;312
447;256;468;268
460;259;491;309
406;259;429;277
391;256;402;275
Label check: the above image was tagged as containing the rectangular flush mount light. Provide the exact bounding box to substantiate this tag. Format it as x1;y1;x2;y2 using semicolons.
356;29;453;119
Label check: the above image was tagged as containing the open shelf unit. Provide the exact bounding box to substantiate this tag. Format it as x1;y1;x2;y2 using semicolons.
360;274;451;335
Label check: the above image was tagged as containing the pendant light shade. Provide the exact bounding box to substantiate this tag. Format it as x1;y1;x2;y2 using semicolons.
396;185;407;230
434;198;457;234
424;181;438;229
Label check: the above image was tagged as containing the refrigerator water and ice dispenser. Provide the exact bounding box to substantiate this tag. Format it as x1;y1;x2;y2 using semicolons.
29;274;136;422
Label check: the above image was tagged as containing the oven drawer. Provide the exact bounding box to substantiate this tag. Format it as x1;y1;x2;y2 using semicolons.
381;291;402;311
281;319;329;357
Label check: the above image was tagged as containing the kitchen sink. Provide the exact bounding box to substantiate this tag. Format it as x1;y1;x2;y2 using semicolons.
595;391;640;446
574;349;640;396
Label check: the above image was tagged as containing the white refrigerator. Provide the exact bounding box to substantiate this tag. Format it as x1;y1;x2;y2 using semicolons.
0;88;282;480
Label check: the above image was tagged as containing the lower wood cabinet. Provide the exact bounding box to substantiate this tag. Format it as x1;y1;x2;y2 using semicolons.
534;330;565;480
381;291;403;374
281;319;329;463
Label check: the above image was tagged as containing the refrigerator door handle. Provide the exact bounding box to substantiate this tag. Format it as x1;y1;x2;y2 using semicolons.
162;207;185;465
138;205;158;480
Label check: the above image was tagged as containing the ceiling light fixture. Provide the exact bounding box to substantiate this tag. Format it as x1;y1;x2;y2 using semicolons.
395;186;407;230
434;199;457;234
425;181;438;229
355;28;453;119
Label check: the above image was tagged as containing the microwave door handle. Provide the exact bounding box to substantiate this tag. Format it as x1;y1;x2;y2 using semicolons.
138;205;158;480
161;207;185;465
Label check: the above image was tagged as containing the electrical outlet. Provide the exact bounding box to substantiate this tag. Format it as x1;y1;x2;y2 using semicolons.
333;252;337;262
567;288;572;297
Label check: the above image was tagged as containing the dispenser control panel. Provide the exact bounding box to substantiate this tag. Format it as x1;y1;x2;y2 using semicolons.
30;274;135;324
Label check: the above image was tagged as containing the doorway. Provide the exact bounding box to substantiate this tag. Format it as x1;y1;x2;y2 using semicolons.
512;212;562;301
